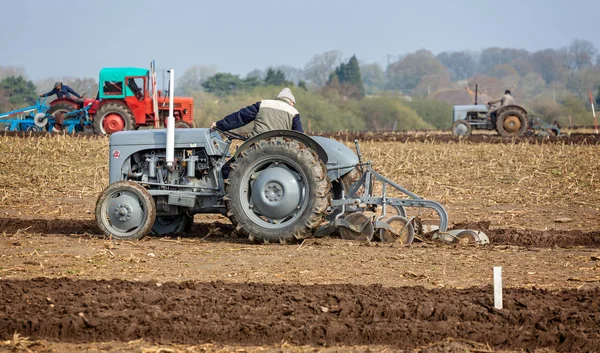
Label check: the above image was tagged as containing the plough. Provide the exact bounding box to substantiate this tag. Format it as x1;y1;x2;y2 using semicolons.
0;98;50;132
0;97;94;133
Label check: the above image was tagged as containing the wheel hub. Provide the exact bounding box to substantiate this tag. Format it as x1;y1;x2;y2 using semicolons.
503;115;521;133
250;166;301;220
114;204;132;222
103;113;125;134
107;192;145;233
264;183;284;202
454;123;469;135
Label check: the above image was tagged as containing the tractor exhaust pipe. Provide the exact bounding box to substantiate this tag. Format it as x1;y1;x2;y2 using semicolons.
166;69;175;169
474;84;478;105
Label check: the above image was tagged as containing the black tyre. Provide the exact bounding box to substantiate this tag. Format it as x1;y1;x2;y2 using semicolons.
225;137;330;243
23;124;42;132
48;102;77;132
48;102;77;116
451;119;472;136
174;121;194;129
93;102;136;135
151;215;192;235
95;181;156;240
496;109;528;137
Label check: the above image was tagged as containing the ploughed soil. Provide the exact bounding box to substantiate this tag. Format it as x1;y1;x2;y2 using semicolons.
2;130;600;145
319;131;600;145
1;277;599;352
1;217;600;352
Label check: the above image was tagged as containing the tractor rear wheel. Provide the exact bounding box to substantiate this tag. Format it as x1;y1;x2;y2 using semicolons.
496;109;528;137
95;181;156;240
48;103;76;132
451;119;472;136
174;121;195;129
93;103;136;135
225;137;330;243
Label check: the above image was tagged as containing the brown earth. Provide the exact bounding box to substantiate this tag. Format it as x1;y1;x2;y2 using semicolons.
1;135;600;352
2;130;600;145
1;277;599;352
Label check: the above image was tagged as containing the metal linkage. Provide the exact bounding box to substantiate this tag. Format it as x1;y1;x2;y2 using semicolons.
327;146;449;233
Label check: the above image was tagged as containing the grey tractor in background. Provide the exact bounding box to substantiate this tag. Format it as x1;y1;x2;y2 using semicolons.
451;86;561;137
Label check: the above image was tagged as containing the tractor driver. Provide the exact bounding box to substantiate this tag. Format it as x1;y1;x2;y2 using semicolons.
487;89;515;125
39;82;83;101
210;87;303;178
210;87;303;137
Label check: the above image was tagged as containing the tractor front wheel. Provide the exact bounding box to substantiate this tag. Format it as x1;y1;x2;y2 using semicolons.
225;137;330;244
496;109;528;137
93;103;136;135
95;181;156;240
451;119;472;137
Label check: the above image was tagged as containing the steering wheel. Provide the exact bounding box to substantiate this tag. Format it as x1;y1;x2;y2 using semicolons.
214;128;248;141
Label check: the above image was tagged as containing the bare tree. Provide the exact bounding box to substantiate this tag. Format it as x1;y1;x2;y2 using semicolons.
273;65;304;85
532;49;567;83
436;51;477;81
176;65;218;95
246;69;265;80
0;66;26;81
303;50;343;87
565;39;597;71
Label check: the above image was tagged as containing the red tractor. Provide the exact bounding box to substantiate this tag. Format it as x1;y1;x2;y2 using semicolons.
47;66;195;135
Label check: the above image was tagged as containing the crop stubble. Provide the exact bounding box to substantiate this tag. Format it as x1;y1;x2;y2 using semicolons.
0;133;599;352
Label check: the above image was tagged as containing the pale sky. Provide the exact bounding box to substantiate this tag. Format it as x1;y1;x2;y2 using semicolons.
2;0;599;85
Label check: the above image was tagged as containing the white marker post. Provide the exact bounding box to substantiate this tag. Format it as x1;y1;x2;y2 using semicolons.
494;266;503;310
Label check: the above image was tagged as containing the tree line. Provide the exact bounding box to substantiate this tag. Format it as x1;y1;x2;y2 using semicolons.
2;38;600;131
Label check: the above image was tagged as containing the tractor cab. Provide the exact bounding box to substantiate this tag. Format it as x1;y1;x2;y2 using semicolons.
99;67;149;101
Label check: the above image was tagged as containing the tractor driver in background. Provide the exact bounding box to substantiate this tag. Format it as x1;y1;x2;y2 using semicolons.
210;87;303;137
210;87;304;178
487;89;515;125
39;82;83;101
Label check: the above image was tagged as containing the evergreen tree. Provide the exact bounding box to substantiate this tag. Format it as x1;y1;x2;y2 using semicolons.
327;55;365;99
202;73;261;96
264;68;289;86
0;76;37;107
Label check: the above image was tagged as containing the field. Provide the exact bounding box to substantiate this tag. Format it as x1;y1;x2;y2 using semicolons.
0;132;599;353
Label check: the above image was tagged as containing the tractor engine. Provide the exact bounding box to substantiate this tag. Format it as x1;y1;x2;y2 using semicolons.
127;149;212;190
123;147;220;217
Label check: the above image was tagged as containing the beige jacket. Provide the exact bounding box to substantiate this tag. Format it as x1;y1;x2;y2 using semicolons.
490;93;515;107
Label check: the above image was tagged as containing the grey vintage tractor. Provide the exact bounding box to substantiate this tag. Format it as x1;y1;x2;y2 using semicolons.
95;70;488;245
451;86;561;137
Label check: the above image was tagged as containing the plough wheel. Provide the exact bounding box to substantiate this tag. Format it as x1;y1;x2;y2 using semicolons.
339;212;374;242
378;216;414;244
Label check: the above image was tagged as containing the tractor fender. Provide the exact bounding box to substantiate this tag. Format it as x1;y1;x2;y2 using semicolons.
496;104;527;116
233;130;328;164
49;98;80;110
